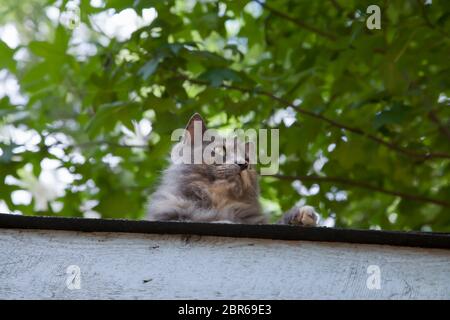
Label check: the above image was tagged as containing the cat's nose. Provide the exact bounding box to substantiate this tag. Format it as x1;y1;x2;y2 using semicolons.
239;162;248;170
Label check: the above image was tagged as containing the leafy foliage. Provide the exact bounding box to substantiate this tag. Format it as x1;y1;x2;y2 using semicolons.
0;0;449;231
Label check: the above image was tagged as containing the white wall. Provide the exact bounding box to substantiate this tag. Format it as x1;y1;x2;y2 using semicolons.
1;228;449;299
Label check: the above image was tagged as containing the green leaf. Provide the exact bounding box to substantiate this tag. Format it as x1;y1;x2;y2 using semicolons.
0;143;16;164
373;103;410;130
198;68;243;87
138;58;160;80
0;41;16;72
86;101;141;137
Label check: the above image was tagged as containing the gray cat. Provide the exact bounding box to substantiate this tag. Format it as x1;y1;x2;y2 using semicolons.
146;113;318;226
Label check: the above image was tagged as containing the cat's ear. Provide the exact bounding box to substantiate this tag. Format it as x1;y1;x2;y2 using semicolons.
185;113;206;145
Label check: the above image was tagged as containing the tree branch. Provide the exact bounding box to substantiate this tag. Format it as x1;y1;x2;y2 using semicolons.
176;73;450;161
259;91;450;161
416;0;450;39
253;0;337;41
329;0;343;11
271;174;450;208
55;140;149;149
428;109;450;142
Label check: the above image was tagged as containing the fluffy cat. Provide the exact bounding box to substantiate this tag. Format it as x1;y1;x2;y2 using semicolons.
146;113;318;226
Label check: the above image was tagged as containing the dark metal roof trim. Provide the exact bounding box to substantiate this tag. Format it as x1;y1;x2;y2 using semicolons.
0;213;449;249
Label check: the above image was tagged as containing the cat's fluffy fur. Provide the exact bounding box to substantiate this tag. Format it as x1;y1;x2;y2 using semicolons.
146;113;318;225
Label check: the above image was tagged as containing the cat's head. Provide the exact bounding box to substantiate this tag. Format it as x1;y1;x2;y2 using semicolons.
175;113;255;180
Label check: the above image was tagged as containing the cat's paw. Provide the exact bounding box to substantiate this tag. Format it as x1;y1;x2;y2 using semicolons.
290;205;318;226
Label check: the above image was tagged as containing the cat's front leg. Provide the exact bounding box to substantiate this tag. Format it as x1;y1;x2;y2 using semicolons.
278;205;319;226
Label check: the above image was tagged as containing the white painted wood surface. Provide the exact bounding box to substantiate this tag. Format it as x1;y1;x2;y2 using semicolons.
0;228;449;299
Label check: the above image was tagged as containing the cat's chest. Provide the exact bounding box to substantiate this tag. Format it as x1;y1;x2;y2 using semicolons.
208;180;239;209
